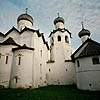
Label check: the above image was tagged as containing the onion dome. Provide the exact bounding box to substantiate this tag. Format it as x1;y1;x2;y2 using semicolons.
17;13;34;25
78;28;91;38
54;17;64;25
78;22;91;38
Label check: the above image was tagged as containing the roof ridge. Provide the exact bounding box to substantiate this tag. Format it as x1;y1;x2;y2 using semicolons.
77;39;100;58
0;37;20;46
5;26;20;37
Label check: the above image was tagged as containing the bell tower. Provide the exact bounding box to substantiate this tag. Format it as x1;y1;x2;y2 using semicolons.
49;14;72;62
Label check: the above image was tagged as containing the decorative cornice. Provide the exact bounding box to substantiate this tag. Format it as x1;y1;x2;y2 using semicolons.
49;28;72;38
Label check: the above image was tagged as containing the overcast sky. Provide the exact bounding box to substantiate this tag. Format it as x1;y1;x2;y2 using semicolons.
0;0;100;51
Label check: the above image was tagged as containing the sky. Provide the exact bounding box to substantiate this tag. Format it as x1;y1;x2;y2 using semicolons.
0;0;100;51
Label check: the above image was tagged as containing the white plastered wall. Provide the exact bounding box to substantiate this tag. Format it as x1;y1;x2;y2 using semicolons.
10;49;33;88
75;56;100;91
0;45;17;87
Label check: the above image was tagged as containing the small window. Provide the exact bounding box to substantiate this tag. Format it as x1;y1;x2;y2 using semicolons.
58;35;61;42
92;58;99;65
14;77;18;83
0;53;1;59
5;56;8;64
18;57;21;65
40;50;42;57
51;42;54;46
49;69;51;72
65;36;69;43
52;37;54;42
77;60;80;67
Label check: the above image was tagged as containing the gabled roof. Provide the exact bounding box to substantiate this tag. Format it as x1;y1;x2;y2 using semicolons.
3;27;49;50
0;37;20;46
49;28;72;38
71;39;100;61
21;27;49;50
41;33;49;50
5;26;20;37
0;32;5;37
12;44;34;51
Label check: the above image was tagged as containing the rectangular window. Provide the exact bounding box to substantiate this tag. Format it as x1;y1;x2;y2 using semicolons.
18;57;21;65
77;60;80;67
92;58;99;65
40;64;42;73
40;50;42;57
6;56;8;64
0;53;1;59
14;77;18;83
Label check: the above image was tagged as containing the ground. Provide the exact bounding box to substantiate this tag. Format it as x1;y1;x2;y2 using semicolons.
0;85;100;100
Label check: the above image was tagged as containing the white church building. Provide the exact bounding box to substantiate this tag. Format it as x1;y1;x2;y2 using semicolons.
0;12;100;91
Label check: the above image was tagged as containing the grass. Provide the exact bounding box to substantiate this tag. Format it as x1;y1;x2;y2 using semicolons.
0;85;100;100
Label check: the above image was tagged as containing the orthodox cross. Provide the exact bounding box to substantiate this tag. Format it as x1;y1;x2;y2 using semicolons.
26;8;28;14
57;13;59;17
81;21;84;29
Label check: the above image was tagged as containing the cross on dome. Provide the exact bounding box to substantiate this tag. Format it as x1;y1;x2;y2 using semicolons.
26;8;28;14
57;13;60;17
81;21;84;29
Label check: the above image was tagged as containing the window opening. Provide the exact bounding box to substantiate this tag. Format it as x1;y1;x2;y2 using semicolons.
18;57;21;65
65;36;69;43
92;58;99;64
77;60;80;67
58;35;61;42
6;56;8;64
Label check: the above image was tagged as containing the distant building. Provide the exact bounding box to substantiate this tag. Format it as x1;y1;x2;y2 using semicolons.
0;12;100;91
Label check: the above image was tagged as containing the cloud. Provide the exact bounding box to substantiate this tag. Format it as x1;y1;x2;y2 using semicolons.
0;0;23;33
0;0;100;51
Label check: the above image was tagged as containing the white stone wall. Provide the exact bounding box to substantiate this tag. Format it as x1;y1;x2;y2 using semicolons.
10;49;33;88
16;30;33;47
0;45;17;87
47;61;75;85
31;32;48;88
75;56;100;91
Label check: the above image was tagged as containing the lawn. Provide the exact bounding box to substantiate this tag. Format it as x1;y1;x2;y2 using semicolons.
0;85;100;100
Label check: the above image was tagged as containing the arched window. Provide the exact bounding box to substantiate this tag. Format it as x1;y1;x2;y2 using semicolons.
65;36;69;43
58;35;61;42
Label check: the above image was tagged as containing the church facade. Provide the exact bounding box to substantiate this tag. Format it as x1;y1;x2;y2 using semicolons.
0;12;100;91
